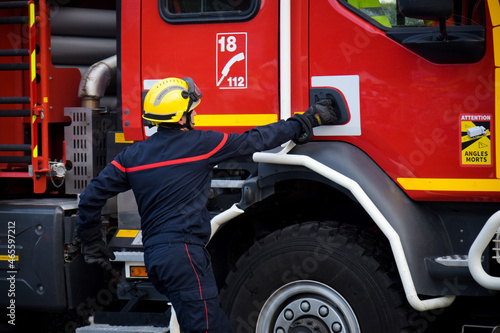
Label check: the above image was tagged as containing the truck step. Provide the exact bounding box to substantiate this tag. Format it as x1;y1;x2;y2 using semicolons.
76;325;169;333
434;255;469;267
211;179;245;188
462;325;500;332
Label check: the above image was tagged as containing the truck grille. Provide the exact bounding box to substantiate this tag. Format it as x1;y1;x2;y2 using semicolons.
64;107;93;194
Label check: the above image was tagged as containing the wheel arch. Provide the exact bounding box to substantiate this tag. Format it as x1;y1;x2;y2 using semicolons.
211;141;456;310
257;142;457;297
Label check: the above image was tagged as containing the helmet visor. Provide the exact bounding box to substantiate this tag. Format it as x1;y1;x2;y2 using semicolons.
182;77;203;111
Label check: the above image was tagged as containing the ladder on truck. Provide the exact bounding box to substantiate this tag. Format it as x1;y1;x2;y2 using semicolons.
0;0;51;193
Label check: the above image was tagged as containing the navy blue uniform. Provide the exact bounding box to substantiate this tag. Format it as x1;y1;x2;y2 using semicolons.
77;120;302;332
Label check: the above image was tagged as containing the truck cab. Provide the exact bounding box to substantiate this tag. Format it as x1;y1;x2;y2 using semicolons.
1;0;500;332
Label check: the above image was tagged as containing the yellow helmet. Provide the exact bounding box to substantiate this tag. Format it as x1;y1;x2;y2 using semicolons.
142;77;202;124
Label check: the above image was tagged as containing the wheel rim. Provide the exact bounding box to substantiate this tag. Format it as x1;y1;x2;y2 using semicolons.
256;280;360;333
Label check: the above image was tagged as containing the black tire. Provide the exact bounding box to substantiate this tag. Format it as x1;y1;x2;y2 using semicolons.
220;222;416;333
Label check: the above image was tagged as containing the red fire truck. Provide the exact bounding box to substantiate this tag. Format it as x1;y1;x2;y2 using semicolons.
1;0;500;332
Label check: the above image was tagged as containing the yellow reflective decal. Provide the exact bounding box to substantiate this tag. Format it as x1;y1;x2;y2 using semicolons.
31;50;36;81
494;27;500;67
29;3;35;28
488;0;500;27
115;132;134;144
116;229;140;238
398;178;500;192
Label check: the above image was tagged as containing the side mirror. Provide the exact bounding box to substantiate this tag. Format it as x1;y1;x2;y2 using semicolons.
398;0;452;21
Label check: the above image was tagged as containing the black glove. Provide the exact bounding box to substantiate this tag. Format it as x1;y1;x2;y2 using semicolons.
303;99;338;126
289;99;338;144
76;225;115;270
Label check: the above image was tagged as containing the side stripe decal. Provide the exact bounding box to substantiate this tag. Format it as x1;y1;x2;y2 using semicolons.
111;133;228;173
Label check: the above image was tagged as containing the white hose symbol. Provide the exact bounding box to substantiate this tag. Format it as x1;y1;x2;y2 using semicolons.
217;52;245;86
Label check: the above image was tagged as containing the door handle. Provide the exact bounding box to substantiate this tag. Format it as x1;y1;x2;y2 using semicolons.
310;88;350;125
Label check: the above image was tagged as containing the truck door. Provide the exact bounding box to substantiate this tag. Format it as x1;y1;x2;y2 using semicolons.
309;0;495;201
140;0;280;135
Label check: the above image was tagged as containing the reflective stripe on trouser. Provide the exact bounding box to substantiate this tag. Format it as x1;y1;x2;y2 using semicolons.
144;243;233;333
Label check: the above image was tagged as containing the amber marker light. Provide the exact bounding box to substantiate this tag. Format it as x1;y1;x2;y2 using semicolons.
130;266;148;278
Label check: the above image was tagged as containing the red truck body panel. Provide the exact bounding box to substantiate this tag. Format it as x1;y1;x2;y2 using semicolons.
120;0;499;202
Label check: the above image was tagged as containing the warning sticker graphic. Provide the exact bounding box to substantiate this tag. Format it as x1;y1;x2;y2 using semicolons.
216;32;247;89
461;114;492;165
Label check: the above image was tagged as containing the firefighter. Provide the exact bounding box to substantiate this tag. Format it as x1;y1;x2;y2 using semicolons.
75;77;338;332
